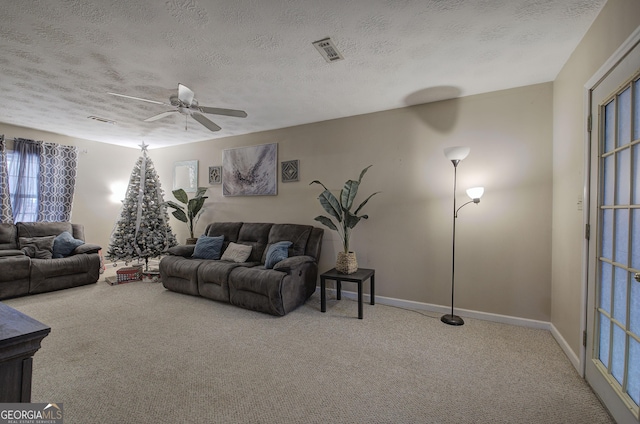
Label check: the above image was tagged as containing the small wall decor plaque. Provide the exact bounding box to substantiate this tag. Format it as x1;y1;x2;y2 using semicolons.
209;166;222;185
281;160;299;183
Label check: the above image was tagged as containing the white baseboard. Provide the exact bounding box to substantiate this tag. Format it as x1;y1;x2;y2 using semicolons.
550;323;582;374
321;287;582;373
322;287;550;330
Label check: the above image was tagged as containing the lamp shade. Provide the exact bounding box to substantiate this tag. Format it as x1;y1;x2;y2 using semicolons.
466;186;484;200
444;146;470;161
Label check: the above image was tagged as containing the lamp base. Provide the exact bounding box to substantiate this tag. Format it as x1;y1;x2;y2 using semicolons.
441;314;464;326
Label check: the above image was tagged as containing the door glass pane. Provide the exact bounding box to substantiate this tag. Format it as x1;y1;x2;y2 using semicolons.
602;209;613;260
614;266;628;325
631;280;640;334
634;79;639;140
617;148;630;204
615;209;629;263
612;324;626;384
618;87;631;146
634;144;640;204
599;313;611;366
629;336;640;406
600;262;612;314
633;209;640;269
604;155;615;205
605;99;616;153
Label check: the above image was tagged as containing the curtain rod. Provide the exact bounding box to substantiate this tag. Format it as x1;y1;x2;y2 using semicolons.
8;137;86;153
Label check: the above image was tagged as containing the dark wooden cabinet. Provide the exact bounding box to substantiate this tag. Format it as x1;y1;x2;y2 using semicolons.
0;303;50;402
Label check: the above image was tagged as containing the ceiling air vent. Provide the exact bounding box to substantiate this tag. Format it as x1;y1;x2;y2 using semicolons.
87;116;116;124
313;37;344;63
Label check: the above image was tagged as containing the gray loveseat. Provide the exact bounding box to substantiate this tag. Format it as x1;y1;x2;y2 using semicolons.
159;222;323;316
0;222;102;300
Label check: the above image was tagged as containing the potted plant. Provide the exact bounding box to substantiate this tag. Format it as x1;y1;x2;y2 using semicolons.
310;165;380;274
166;187;208;244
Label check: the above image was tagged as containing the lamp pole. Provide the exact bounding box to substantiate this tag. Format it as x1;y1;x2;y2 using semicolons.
442;159;465;326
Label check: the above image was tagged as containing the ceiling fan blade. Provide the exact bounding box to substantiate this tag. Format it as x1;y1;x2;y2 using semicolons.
144;111;178;122
192;112;221;132
108;92;167;106
178;83;195;106
198;106;248;118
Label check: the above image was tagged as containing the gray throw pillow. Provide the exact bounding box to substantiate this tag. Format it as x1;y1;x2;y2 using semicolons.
19;236;56;259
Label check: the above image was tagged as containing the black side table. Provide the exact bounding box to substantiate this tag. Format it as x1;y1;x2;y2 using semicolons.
320;268;375;319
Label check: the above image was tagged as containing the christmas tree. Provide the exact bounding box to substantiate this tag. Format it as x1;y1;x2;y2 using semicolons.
107;143;177;269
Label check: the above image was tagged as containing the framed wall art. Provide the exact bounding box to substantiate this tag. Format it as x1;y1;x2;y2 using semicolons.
281;160;299;182
209;166;222;185
222;143;277;196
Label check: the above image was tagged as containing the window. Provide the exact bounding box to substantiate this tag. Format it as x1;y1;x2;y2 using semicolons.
6;150;39;222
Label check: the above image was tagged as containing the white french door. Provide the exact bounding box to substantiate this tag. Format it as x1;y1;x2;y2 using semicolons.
585;35;640;424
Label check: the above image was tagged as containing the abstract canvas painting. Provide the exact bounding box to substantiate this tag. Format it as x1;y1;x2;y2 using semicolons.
222;143;277;196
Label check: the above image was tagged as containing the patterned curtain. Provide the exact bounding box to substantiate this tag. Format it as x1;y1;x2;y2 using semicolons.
10;138;40;222
0;135;13;223
38;142;78;222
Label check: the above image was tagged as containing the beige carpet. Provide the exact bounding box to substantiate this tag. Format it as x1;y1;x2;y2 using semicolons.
4;271;613;424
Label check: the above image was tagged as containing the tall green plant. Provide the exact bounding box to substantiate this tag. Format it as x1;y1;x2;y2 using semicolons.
166;187;208;239
310;165;380;253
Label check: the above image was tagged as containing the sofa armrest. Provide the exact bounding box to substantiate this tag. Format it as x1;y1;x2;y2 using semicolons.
273;255;316;272
73;243;102;255
167;245;196;258
0;249;26;257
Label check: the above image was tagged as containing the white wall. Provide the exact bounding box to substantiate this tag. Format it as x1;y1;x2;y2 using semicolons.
552;0;640;358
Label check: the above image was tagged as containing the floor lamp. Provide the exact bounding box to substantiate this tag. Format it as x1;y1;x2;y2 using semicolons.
442;146;484;326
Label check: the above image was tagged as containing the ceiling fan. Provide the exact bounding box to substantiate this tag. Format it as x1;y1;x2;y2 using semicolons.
108;83;247;132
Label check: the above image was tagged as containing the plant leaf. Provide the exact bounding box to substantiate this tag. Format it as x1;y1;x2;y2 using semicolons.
341;180;360;211
309;180;330;191
171;209;188;223
165;200;184;211
314;215;338;232
354;191;381;215
195;187;208;198
358;165;373;183
188;197;207;217
172;189;188;204
317;189;342;222
344;211;362;229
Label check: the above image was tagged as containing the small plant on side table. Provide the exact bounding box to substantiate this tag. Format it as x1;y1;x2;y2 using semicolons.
310;165;380;274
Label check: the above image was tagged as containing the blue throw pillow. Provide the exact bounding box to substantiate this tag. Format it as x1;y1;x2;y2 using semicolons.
192;235;224;260
52;231;85;258
264;241;292;269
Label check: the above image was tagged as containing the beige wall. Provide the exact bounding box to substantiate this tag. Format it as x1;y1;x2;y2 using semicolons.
1;71;554;324
552;0;640;358
152;83;554;321
0;122;140;250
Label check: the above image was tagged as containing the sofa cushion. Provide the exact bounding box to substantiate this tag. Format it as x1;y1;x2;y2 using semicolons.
16;222;74;238
0;223;18;250
220;242;252;263
53;231;85;258
264;241;292;269
237;223;272;262
265;224;312;260
19;236;56;259
192;235;224;260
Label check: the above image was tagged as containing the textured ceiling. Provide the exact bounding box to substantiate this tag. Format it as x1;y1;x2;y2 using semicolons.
0;0;606;149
